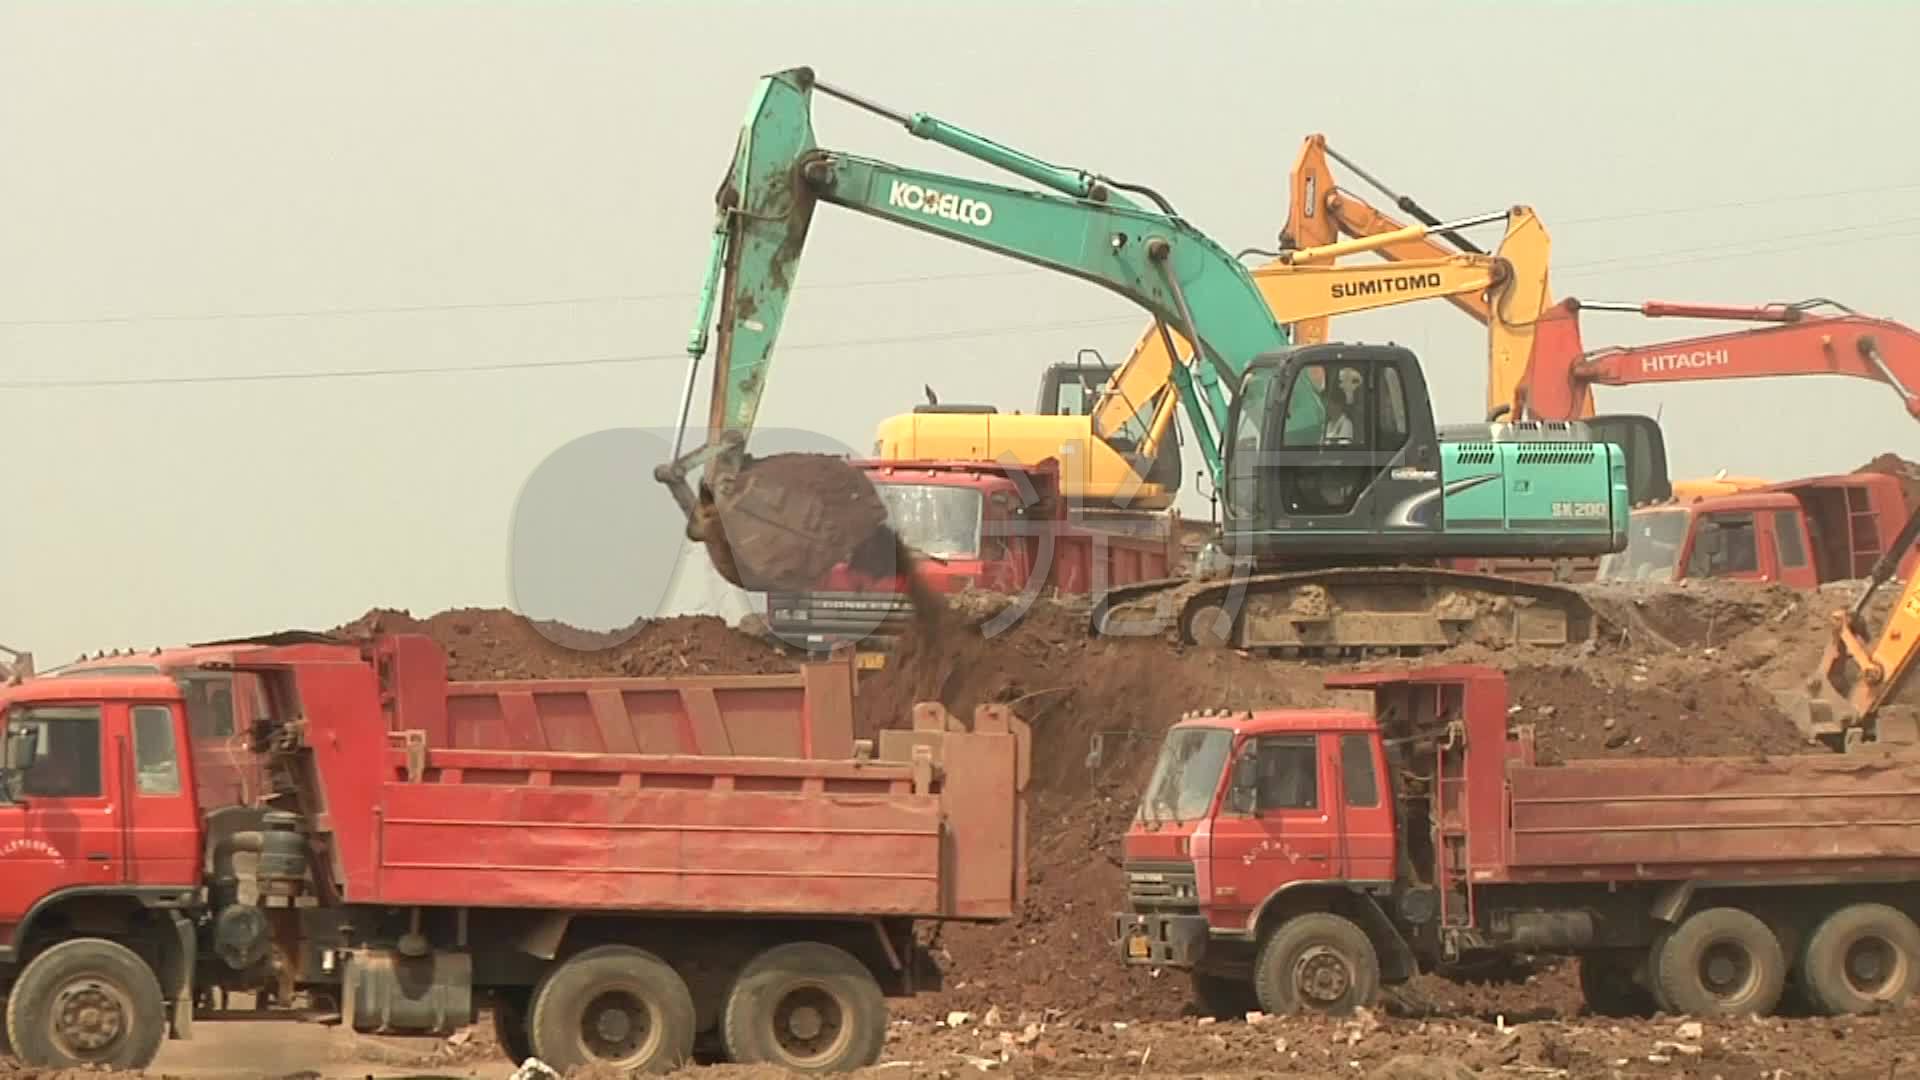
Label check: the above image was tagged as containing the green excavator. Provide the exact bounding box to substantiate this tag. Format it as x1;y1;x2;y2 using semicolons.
655;67;1642;652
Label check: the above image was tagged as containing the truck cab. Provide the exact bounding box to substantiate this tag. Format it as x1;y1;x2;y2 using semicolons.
765;458;1176;659
1118;702;1399;973
41;645;277;811
1597;472;1917;588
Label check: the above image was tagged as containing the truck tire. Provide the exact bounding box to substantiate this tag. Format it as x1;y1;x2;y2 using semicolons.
1253;913;1380;1015
1189;971;1259;1020
1576;951;1656;1017
490;990;533;1066
3;938;167;1071
1799;902;1920;1015
721;941;887;1072
527;944;695;1073
1654;907;1785;1018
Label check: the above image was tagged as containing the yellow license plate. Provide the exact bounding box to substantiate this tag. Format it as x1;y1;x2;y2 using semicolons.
856;652;887;670
1127;933;1150;958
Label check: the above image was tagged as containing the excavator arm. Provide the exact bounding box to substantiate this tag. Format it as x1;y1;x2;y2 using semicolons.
1519;298;1920;422
1277;134;1586;421
658;67;1291;591
1090;215;1518;471
1791;499;1920;749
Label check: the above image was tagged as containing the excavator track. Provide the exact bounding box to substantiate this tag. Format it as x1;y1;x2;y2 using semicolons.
1091;566;1597;655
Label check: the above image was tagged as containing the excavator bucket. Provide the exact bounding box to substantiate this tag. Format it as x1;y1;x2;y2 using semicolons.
697;452;896;593
1778;501;1920;751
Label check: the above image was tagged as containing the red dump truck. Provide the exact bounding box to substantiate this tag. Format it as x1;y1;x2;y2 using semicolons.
1597;471;1918;587
0;633;1029;1074
1113;666;1920;1020
763;458;1178;665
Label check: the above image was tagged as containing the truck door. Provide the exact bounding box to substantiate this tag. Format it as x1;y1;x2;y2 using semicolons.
1210;733;1341;929
1684;511;1764;582
1765;510;1818;588
125;703;202;887
0;704;124;944
1335;733;1396;885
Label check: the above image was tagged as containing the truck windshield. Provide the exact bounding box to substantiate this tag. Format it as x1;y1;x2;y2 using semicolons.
1137;726;1233;823
875;484;983;560
1598;508;1689;583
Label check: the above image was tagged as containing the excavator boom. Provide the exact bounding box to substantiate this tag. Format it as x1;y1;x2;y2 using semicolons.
1521;298;1920;423
660;67;1291;590
1281;134;1587;421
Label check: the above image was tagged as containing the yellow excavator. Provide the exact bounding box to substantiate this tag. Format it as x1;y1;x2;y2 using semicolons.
1276;133;1589;423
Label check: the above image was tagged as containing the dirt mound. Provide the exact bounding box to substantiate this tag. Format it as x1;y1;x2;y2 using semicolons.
337;606;795;680
1857;451;1920;510
322;579;1856;1028
861;585;1839;1021
1508;663;1806;763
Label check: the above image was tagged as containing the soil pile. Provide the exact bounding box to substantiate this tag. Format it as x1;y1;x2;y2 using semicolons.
320;577;1854;1028
336;607;795;680
861;584;1820;1022
1857;451;1920;511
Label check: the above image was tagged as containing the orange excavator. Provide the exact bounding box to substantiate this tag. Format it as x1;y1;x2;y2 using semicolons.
1517;296;1920;424
1276;134;1595;422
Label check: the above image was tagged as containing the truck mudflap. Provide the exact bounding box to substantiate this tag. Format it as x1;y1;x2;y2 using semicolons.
1113;911;1210;968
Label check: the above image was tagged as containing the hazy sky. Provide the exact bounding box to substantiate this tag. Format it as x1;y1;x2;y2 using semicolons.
5;1;1918;664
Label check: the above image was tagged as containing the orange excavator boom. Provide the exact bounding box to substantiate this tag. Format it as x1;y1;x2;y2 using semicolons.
1280;134;1590;420
1520;297;1920;423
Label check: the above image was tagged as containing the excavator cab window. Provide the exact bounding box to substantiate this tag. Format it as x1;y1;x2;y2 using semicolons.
1273;358;1396;517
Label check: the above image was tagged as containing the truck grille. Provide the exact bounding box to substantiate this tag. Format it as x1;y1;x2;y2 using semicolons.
1125;860;1198;912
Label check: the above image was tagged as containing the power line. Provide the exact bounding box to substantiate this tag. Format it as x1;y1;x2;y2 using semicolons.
1556;214;1920;273
1557;221;1920;281
6;178;1919;329
0;267;1044;329
1555;178;1920;227
0;314;1142;390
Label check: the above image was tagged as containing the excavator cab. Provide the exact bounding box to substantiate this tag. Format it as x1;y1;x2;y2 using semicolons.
1223;343;1438;555
1033;354;1183;492
1223;342;1629;563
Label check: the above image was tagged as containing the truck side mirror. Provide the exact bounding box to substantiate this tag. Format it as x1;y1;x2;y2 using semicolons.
1226;753;1258;815
3;724;37;775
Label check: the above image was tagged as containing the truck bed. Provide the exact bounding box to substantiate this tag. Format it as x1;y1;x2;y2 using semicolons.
373;634;859;759
1504;751;1920;881
253;637;1029;921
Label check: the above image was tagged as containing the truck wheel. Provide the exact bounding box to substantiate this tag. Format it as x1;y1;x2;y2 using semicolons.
3;938;167;1071
1576;951;1656;1017
527;945;695;1073
1799;903;1920;1015
721;941;887;1072
1654;907;1786;1017
1253;914;1380;1015
490;990;533;1066
1190;971;1259;1020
